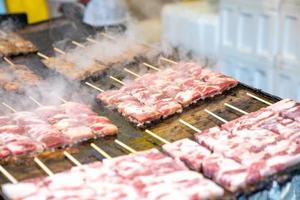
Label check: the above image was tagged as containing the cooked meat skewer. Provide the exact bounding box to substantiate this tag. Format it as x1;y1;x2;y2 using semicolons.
0;32;37;57
55;96;114;161
1;102;55;176
28;96;83;167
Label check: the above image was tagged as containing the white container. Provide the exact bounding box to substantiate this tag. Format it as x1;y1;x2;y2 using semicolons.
220;0;281;61
161;1;220;60
277;0;300;71
275;67;300;101
219;52;275;94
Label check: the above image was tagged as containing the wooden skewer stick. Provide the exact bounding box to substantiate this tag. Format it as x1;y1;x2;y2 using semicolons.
160;57;178;65
204;109;228;123
124;68;141;78
27;97;82;166
86;37;98;44
224;103;249;115
2;102;17;113
34;157;54;176
100;32;117;41
90;143;112;159
37;52;50;60
246;93;272;106
28;96;43;107
0;165;18;184
71;41;85;48
114;139;137;154
63;151;82;167
53;47;66;55
3;57;15;66
178;119;201;132
142;62;160;71
145;129;170;144
109;76;124;85
56;96;67;103
85;82;104;92
1;102;57;177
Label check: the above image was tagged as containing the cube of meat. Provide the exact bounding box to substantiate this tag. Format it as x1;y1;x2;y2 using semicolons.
6;139;44;156
97;90;136;107
0;146;11;159
0;125;24;135
267;99;298;112
102;149;187;179
175;89;202;107
34;106;62;119
281;105;300;123
117;101;161;126
195;126;231;151
90;123;118;137
162;138;211;171
202;153;250;192
61;126;94;143
0;116;12;126
2;182;50;200
137;171;224;200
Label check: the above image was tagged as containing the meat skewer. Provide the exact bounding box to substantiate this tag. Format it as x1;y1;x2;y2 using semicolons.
1;102;56;176
55;96;113;161
246;92;273;105
72;39;161;73
0;165;18;184
28;96;83;167
123;67;234;130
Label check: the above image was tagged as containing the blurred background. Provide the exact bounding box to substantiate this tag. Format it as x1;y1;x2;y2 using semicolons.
1;0;300;100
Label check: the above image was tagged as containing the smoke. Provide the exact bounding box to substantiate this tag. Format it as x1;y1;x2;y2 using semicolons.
0;11;202;113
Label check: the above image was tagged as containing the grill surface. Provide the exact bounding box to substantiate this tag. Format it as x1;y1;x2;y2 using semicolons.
0;17;295;199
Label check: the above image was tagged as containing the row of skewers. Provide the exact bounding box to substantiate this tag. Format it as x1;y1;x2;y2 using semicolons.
1;32;291;199
0;91;272;182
